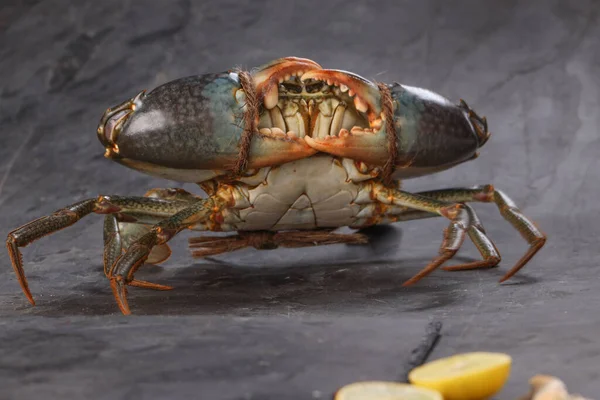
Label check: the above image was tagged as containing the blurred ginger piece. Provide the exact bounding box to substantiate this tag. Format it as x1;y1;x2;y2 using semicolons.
519;375;592;400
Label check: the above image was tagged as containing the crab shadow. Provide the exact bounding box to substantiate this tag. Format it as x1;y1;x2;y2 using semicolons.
11;225;538;316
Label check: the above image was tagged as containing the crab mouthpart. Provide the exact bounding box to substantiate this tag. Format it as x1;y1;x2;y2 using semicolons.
250;61;385;150
252;57;323;110
300;69;383;125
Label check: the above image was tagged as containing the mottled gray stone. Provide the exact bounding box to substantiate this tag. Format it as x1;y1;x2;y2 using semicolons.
0;1;599;399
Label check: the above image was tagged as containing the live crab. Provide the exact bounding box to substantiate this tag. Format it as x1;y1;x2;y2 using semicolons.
6;57;546;315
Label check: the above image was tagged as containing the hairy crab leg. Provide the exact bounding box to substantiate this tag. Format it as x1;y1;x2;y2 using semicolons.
373;185;482;286
6;195;191;305
414;185;546;281
108;196;227;315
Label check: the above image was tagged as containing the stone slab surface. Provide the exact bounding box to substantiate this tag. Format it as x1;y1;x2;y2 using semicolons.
0;1;599;399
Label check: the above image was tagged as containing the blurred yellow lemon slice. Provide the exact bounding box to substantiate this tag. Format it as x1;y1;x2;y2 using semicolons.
334;381;443;400
408;352;512;400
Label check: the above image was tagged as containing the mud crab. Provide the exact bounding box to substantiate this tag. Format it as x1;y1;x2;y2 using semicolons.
6;57;546;315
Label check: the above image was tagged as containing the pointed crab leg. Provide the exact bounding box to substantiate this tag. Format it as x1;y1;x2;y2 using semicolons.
373;184;545;282
103;187;201;276
376;203;502;273
7;198;99;305
373;184;483;285
6;195;191;307
108;195;227;315
103;215;175;292
410;185;546;281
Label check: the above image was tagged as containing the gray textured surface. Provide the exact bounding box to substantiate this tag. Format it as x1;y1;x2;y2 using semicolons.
1;1;599;399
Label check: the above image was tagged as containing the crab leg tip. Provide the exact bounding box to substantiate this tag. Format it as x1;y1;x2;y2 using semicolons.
6;239;36;305
498;237;545;283
16;273;35;305
129;279;174;291
110;278;131;315
499;268;519;283
25;292;35;306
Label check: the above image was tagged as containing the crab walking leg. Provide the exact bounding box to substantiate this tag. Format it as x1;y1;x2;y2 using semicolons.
440;208;501;272
103;216;174;291
102;188;198;278
108;196;226;315
7;199;95;305
415;185;546;282
103;214;122;277
383;206;502;272
374;185;481;286
6;195;191;305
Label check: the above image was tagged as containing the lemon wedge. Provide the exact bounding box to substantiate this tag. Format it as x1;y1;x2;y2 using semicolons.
408;352;512;400
334;381;443;400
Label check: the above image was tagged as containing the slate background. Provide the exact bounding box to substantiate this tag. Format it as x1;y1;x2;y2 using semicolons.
1;1;599;399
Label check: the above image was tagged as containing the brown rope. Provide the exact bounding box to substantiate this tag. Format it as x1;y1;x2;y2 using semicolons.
188;230;369;257
233;69;259;174
377;82;398;185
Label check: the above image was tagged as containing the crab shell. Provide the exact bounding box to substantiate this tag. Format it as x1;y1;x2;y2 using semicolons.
97;57;489;183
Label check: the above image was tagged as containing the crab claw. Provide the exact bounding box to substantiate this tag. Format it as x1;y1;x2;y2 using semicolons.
252;57;322;109
300;69;382;122
249;129;318;169
304;131;388;166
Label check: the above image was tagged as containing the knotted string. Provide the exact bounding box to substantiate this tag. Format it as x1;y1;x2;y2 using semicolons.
377;82;398;185
233;69;259;175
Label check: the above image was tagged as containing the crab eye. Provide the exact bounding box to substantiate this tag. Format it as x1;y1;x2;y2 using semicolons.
280;82;302;94
305;81;323;93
